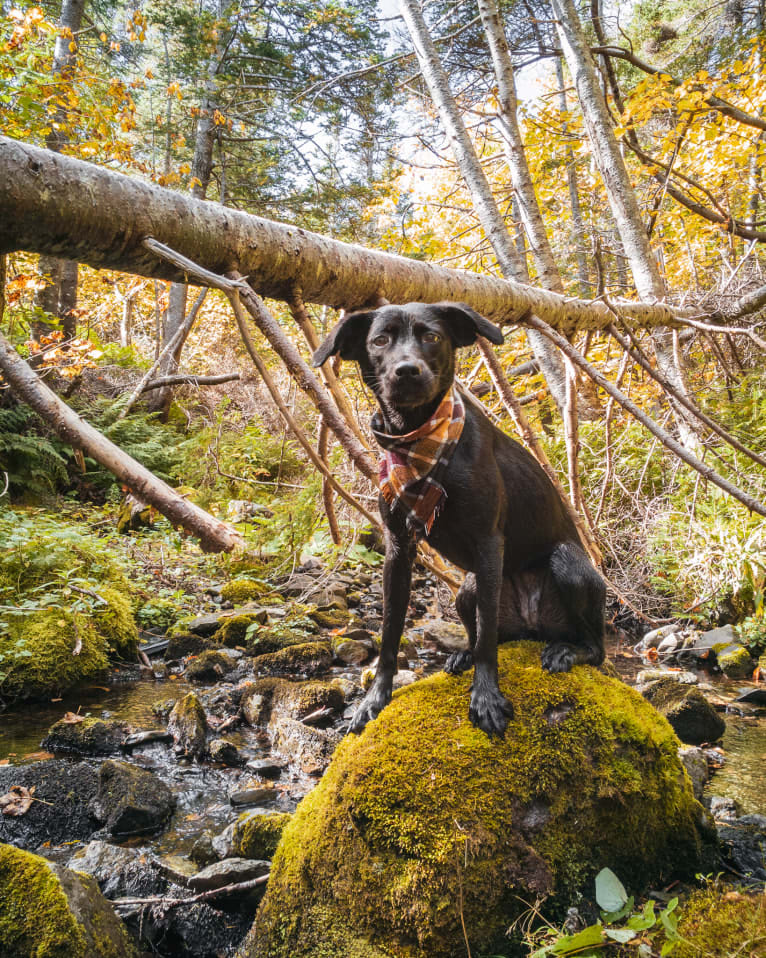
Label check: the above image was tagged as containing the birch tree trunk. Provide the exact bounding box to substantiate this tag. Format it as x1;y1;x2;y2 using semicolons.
398;0;568;414
34;0;85;341
551;0;692;437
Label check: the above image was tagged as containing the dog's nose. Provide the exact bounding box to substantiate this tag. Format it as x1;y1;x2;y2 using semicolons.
395;362;422;379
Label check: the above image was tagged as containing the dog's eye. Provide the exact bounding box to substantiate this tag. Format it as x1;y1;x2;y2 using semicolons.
422;331;441;344
371;334;390;347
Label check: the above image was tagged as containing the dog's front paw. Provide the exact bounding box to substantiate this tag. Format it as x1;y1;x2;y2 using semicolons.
444;650;473;675
541;642;577;673
468;684;513;737
348;683;392;735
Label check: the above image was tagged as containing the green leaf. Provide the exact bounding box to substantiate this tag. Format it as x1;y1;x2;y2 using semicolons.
601;896;634;923
595;868;628;912
552;924;605;954
604;928;637;943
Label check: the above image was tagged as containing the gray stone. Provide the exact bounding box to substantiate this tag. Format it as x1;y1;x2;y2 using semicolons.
69;841;142;897
677;746;708;801
709;795;738;821
643;679;726;745
636;669;698;688
230;785;278;807
186;614;226;637
188;857;270;893
423;621;468;653
123;729;173;749
270;716;342;776
168;692;208;760
638;624;679;651
717;814;766;880
190;831;219;867
735;686;766;706
246;758;285;779
41;717;130;756
212;822;236;860
332;637;373;666
209;738;243;766
716;644;756;679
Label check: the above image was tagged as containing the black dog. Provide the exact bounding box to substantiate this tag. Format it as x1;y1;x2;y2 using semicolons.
313;301;605;737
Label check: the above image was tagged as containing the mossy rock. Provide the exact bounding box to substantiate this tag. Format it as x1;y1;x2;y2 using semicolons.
218;612;268;648
271;679;346;721
716;644;756;680
2;609;110;702
245;625;316;656
94;585;138;659
41;716;130;756
0;843;137;957
89;759;175;838
251;641;333;676
643;679;726;745
168;692;208;759
244;643;711;958
309;608;350;630
185;648;239;682
674;883;766;957
220;578;270;604
232;811;293;859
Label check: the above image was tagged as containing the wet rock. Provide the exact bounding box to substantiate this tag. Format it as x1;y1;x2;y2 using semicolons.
242;687;271;727
69;840;150;898
643;678;726;745
709;795;739;821
271;679;345;722
246;758;286;779
41;716;130;756
168;692;208;759
212;822;236;860
270;716;342;776
678;746;709;801
423;621;468;653
188;857;270;893
362;667;419;691
123;728;173;749
735;686;766;706
186;648;240;683
230;784;278;807
281;574;348;609
0;760;99;849
190;831;218;867
89;759;175;838
251;640;333;677
716;813;766;880
0;843;137;957
246;642;713;958
154;901;253;957
186;613;227;637
637;623;679;652
153;854;197;886
232;810;292;859
716;644;756;679
165;631;216;659
332;636;373;665
209;738;243;766
676;624;736;667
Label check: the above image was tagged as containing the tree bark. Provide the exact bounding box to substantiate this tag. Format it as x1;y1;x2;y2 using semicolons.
0;331;243;552
399;0;568;413
0;137;696;333
34;0;85;340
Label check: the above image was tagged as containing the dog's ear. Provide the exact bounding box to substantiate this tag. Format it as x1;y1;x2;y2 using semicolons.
431;302;504;347
312;311;377;366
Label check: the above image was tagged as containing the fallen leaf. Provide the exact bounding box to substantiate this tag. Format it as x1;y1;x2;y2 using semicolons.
753;666;763;683
61;711;84;724
22;751;54;762
0;785;35;816
0;760;9;766
646;648;659;662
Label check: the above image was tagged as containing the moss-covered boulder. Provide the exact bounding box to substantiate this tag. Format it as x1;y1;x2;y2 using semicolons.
251;641;332;677
244;643;711;958
89;759;175;838
220;578;271;604
309;608;350;630
93;586;138;659
185;648;239;682
232;811;292;860
42;716;130;756
0;843;137;957
643;679;726;744
240;678;344;727
674;883;766;957
716;644;756;679
218;612;268;648
168;692;208;759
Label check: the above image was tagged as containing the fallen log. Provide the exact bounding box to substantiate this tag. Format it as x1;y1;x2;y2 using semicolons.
0;330;244;553
0;136;693;334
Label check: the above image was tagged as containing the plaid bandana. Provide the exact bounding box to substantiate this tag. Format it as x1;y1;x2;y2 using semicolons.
371;388;465;538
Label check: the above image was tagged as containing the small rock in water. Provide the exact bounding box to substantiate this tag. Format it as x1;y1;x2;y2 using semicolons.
735;686;766;706
230;785;278;807
637;624;679;651
677;746;708;801
123;729;173;749
716;813;766;880
708;795;739;821
188;857;270;893
246;758;285;779
270;716;342;776
41;717;131;756
89;759;175;838
716;643;756;679
168;692;208;760
636;669;698;688
209;738;244;767
643;679;726;745
190;831;219;867
69;840;142;898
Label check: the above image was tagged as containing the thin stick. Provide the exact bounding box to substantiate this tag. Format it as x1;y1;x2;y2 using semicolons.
140;373;239;392
111;874;269;911
318;418;341;545
526;315;766;517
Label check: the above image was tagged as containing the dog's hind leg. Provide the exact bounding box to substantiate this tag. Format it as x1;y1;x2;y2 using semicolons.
444;574;476;674
539;542;606;673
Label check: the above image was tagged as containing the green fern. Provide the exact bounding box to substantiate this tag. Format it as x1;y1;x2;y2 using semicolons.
0;405;68;497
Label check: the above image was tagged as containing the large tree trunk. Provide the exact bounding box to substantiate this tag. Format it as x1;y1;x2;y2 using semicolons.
0;137;695;332
34;0;85;341
0;330;242;552
398;0;568;414
551;0;692;440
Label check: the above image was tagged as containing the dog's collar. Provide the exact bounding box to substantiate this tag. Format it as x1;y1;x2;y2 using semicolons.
371;388;465;538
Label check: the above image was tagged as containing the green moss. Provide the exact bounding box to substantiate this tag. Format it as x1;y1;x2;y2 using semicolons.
0;843;136;957
245;624;315;656
271;679;346;719
2;609;110;701
185;649;236;682
716;645;756;679
674;883;766;957
233;811;293;859
252;641;333;676
94;586;139;659
218;613;266;648
220;578;270;604
245;643;710;958
309;608;350;630
136;597;180;632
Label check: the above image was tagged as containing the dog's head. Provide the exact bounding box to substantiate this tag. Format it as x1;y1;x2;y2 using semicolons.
312;302;504;409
